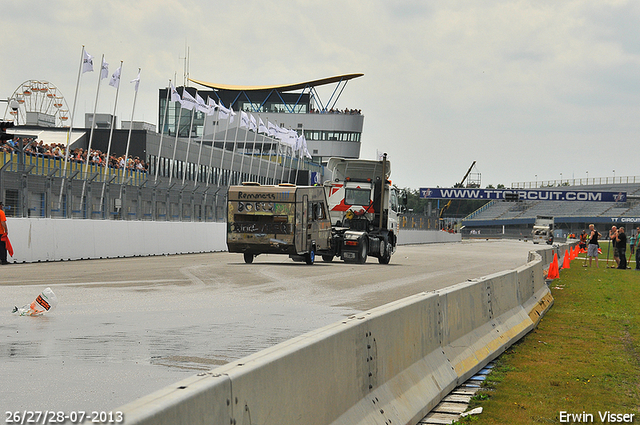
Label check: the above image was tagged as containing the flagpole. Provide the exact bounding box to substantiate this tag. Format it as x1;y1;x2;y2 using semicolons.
155;80;172;184
256;131;266;184
239;115;250;184
169;89;185;187
295;133;302;185
205;103;221;187
264;135;272;184
215;105;231;186
271;140;281;184
100;61;123;215
58;45;88;210
182;92;197;187
228;109;241;185
121;68;141;187
193;97;216;189
280;143;288;183
81;54;106;205
248;122;258;182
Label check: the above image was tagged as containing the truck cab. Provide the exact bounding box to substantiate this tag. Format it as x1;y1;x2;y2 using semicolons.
324;155;403;264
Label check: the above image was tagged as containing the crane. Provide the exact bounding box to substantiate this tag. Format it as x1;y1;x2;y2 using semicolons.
439;161;477;226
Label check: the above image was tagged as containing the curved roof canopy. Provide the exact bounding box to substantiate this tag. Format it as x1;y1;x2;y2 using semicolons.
189;73;364;92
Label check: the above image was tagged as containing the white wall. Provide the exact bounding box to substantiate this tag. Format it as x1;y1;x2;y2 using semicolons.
398;229;461;245
6;218;227;263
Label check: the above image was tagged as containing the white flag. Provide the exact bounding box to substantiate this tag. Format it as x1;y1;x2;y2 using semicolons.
258;118;268;134
240;111;249;128
229;108;236;124
100;58;109;80
206;97;218;116
267;121;277;137
82;50;94;73
170;83;181;102
275;125;290;140
195;93;209;114
218;102;230;120
249;114;257;132
180;90;197;110
302;135;312;159
109;66;121;88
130;70;141;92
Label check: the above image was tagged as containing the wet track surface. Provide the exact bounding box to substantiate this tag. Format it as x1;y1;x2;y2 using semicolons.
1;240;537;413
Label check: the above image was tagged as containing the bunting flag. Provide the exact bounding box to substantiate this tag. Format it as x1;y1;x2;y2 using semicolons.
180;89;197;110
258;118;268;134
130;70;141;92
109;66;121;88
82;49;94;73
100;58;109;80
170;82;181;102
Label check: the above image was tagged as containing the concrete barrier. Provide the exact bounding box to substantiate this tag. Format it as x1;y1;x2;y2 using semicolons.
117;242;574;425
397;229;461;245
6;218;228;263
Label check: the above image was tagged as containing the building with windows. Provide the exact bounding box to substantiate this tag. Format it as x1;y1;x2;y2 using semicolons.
159;73;364;166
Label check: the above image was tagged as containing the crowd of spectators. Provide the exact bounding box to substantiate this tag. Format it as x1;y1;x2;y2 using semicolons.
0;136;148;172
309;107;361;115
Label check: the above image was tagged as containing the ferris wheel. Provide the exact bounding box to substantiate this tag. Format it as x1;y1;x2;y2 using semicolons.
3;80;71;127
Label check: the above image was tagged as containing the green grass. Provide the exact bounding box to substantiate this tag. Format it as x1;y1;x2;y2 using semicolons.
456;253;640;424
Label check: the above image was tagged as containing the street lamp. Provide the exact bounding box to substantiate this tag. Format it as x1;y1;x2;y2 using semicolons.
613;170;616;182
586;171;588;185
535;174;537;187
560;172;562;186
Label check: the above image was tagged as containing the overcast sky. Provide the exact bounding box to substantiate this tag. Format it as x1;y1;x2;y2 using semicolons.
2;0;639;190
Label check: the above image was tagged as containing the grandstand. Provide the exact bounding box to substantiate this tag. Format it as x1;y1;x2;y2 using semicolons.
461;180;640;238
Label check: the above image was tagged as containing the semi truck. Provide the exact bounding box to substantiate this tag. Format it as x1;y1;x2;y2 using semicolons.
532;215;554;244
226;154;405;264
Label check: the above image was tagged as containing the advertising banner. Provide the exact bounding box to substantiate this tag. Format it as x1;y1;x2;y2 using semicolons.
419;188;627;202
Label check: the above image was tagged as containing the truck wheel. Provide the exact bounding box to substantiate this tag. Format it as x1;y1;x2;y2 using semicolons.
322;255;334;262
305;248;315;265
378;241;392;264
357;240;368;264
243;253;254;264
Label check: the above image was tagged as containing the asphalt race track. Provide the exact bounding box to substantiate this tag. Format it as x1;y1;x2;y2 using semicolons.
1;239;537;413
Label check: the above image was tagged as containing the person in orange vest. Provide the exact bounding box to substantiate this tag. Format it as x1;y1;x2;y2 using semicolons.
0;201;8;265
579;230;588;251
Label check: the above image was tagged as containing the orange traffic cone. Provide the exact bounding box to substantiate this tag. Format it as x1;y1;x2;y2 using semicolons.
562;249;571;269
547;252;560;279
571;245;577;260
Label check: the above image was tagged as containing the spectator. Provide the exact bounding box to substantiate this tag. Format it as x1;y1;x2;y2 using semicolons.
585;224;601;268
0;201;8;265
616;227;628;269
635;227;640;271
609;226;619;268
